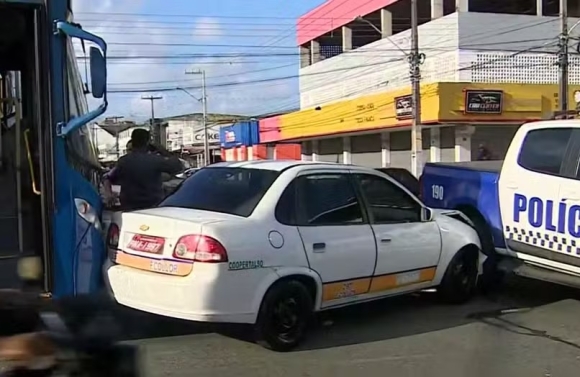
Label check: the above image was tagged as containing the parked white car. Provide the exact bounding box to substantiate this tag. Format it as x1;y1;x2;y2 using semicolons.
104;161;484;351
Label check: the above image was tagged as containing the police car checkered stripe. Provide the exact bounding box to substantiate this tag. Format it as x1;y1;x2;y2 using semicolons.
505;226;580;254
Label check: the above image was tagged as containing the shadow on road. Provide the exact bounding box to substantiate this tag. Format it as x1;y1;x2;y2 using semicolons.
110;305;217;341
297;276;580;351
108;276;580;350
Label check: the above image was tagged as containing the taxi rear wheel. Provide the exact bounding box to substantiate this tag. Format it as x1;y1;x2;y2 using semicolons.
254;280;313;352
438;247;479;304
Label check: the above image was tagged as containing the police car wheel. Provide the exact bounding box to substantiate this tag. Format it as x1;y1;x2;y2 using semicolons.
438;248;479;304
254;280;313;352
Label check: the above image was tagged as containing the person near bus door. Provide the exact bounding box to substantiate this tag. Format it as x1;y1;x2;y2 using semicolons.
103;129;183;211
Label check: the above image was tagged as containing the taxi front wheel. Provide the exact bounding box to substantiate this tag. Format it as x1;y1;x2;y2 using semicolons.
438;247;479;304
254;280;313;352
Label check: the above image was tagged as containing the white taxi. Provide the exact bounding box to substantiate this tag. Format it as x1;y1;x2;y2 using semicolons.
104;161;484;351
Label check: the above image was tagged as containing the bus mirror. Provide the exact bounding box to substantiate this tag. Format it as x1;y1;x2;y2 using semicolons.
90;47;106;99
54;21;108;136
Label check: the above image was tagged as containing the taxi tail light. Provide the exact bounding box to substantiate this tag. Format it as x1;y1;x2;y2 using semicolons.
172;235;228;263
107;223;120;249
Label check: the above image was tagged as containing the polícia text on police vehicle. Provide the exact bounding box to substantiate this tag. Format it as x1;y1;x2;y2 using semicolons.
513;193;580;237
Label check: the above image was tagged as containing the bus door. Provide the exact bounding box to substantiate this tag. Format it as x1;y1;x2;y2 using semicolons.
0;72;42;288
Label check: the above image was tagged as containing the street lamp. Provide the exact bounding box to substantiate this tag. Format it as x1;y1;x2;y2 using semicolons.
176;87;201;102
354;16;408;56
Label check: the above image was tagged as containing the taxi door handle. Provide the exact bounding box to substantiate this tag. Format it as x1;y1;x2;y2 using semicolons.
312;243;326;252
381;238;392;243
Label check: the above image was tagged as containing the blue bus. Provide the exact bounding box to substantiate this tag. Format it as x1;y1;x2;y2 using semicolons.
0;0;108;297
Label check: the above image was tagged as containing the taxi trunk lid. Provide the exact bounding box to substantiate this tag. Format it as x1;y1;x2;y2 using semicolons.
115;207;232;275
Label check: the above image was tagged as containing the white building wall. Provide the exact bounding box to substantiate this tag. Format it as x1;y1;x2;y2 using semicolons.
299;12;580;109
457;13;580;84
299;13;459;109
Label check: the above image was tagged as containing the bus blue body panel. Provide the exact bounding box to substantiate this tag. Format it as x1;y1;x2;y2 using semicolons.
52;139;105;296
49;0;106;297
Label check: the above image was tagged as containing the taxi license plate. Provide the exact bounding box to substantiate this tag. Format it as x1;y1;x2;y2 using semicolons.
127;234;165;254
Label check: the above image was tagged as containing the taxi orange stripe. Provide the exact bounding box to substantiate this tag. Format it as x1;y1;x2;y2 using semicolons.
115;251;193;276
322;266;437;302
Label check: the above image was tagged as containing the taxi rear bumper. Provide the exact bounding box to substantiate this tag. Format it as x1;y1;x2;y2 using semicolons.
104;261;261;324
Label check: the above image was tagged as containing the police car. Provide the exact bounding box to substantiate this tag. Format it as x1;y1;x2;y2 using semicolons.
103;161;483;351
422;119;580;289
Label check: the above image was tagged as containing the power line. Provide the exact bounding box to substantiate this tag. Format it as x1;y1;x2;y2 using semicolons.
106;42;560;94
80;38;559;91
109;63;296;86
93;30;427;38
75;11;422;20
107;58;407;93
105;38;556;92
77;37;558;58
76;22;416;31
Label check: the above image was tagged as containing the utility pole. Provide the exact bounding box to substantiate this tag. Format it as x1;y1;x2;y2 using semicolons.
409;0;425;177
185;69;209;166
558;0;569;112
141;95;162;131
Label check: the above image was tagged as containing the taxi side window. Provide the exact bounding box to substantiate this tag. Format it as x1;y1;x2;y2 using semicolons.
355;174;421;223
275;181;297;226
517;128;572;176
295;174;364;226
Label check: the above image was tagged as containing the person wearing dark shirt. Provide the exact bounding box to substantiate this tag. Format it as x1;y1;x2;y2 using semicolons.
476;143;492;161
103;129;183;211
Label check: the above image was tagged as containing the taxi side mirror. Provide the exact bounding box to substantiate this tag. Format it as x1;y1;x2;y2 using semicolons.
421;207;433;222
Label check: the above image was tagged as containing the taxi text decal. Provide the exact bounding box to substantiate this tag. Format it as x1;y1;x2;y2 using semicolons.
228;260;264;271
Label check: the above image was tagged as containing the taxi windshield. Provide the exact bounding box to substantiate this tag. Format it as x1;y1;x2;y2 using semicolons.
158;167;280;217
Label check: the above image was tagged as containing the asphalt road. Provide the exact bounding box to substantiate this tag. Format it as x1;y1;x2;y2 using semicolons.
108;277;580;377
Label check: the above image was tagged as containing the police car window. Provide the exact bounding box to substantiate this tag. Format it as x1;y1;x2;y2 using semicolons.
355;174;421;223
518;128;572;175
297;174;364;226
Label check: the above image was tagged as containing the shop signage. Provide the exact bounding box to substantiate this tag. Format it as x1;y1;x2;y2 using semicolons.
193;132;219;142
464;90;503;114
395;95;413;119
224;130;236;143
191;124;221;145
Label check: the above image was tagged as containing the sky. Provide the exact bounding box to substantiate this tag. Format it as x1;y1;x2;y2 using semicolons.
72;0;325;126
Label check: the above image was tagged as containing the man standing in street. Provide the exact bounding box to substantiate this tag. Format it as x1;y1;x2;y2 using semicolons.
103;129;183;211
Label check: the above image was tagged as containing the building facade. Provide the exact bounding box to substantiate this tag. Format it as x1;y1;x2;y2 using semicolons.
260;0;580;174
164;113;247;165
220;120;302;161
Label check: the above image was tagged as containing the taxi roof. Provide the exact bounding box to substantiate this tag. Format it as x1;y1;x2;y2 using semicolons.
209;160;353;172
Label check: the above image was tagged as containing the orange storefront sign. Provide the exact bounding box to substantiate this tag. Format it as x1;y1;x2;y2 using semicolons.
260;82;580;142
